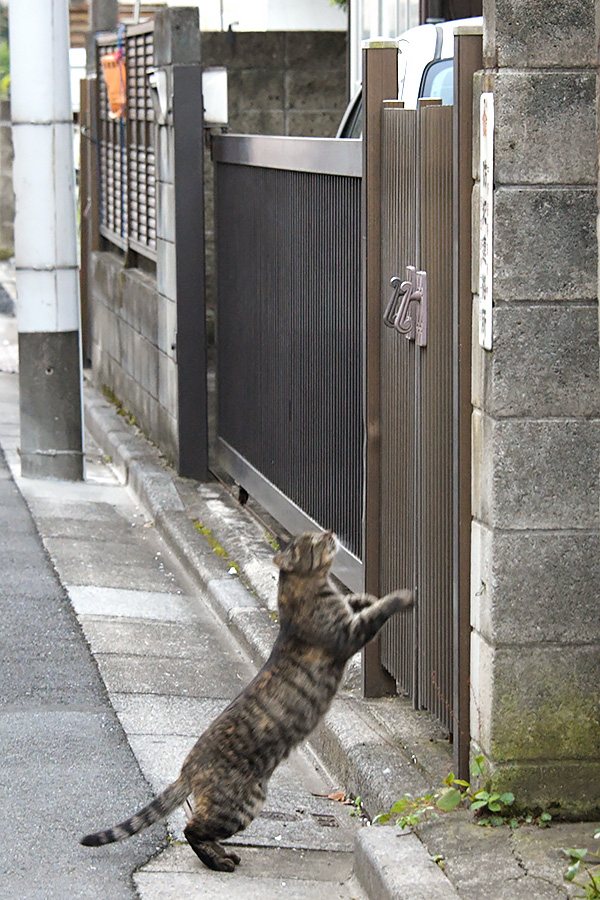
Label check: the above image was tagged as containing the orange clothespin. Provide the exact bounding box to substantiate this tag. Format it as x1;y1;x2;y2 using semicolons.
101;50;126;119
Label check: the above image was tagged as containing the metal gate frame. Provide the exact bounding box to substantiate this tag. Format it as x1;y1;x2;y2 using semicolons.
452;28;484;779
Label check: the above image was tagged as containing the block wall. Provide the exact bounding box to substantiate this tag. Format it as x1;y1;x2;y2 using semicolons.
470;0;600;814
90;251;179;463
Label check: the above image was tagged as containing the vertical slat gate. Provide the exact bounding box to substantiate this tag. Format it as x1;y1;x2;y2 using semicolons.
370;31;481;776
378;102;454;734
418;103;454;728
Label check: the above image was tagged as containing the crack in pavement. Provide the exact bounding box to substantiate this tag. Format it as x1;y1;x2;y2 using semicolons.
509;832;570;899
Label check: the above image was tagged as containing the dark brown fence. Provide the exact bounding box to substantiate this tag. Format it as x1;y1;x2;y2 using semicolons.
213;136;363;590
95;24;156;260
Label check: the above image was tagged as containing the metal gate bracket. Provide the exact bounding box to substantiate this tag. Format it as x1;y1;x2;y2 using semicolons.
414;269;427;347
383;265;427;346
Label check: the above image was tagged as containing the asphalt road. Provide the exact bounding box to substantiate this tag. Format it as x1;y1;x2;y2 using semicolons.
0;446;163;899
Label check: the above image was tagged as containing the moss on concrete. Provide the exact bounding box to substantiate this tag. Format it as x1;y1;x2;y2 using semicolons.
192;519;240;572
485;758;600;819
492;689;600;763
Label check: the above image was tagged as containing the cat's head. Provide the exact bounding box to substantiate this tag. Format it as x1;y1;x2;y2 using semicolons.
274;531;338;576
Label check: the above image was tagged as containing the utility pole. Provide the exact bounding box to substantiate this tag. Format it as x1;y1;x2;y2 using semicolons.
9;0;84;480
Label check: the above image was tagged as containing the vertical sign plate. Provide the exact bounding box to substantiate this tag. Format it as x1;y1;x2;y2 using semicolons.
479;92;494;350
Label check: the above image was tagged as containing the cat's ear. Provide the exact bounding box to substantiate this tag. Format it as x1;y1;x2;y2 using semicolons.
274;545;296;571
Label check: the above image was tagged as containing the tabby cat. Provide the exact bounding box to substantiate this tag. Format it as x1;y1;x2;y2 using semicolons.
81;530;413;871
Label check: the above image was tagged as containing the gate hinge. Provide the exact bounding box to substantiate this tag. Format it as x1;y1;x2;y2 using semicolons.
383;265;427;347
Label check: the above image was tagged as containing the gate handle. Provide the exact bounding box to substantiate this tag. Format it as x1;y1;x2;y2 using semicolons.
384;266;428;347
383;275;412;329
394;280;418;339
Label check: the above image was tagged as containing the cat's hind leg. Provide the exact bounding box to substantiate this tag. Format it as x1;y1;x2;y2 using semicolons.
216;842;241;866
184;822;241;871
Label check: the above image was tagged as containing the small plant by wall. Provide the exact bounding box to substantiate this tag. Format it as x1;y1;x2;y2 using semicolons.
374;755;553;836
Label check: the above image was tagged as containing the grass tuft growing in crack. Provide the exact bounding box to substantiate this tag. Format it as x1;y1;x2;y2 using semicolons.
102;385;137;426
192;520;240;572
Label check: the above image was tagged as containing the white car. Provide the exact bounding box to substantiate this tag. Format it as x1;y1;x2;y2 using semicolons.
336;16;483;138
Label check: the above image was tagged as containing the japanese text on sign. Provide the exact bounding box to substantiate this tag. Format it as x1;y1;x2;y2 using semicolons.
479;92;494;350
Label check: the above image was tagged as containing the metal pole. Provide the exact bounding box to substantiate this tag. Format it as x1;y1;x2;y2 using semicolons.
452;26;483;781
88;0;118;35
9;0;84;480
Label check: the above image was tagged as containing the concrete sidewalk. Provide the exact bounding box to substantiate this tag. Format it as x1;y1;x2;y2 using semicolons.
79;373;600;900
0;404;161;900
0;371;366;899
0;274;597;897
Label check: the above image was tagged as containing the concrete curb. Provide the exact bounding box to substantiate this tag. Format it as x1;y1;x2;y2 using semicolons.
355;827;461;900
83;381;442;897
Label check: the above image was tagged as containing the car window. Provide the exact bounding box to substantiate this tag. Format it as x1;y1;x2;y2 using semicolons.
344;97;363;139
419;58;454;104
336;91;363;139
336;42;457;138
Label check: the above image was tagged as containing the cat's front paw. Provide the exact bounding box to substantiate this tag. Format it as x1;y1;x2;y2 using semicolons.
388;589;415;612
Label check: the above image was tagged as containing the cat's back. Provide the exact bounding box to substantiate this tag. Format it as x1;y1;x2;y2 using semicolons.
187;631;343;780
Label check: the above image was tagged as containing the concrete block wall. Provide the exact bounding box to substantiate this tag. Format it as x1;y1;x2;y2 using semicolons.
202;31;347;138
471;0;600;814
90;251;179;463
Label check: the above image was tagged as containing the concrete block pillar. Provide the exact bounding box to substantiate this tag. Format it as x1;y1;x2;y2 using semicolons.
470;0;600;814
88;0;118;33
154;7;207;480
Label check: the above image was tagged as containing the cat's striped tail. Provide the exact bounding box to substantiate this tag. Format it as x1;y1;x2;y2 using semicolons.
80;775;190;846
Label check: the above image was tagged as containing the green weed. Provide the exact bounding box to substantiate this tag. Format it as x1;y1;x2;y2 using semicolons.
375;755;551;835
563;832;600;899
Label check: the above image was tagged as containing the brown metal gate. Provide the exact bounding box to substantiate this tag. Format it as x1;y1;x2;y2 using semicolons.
363;31;482;778
378;99;454;725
